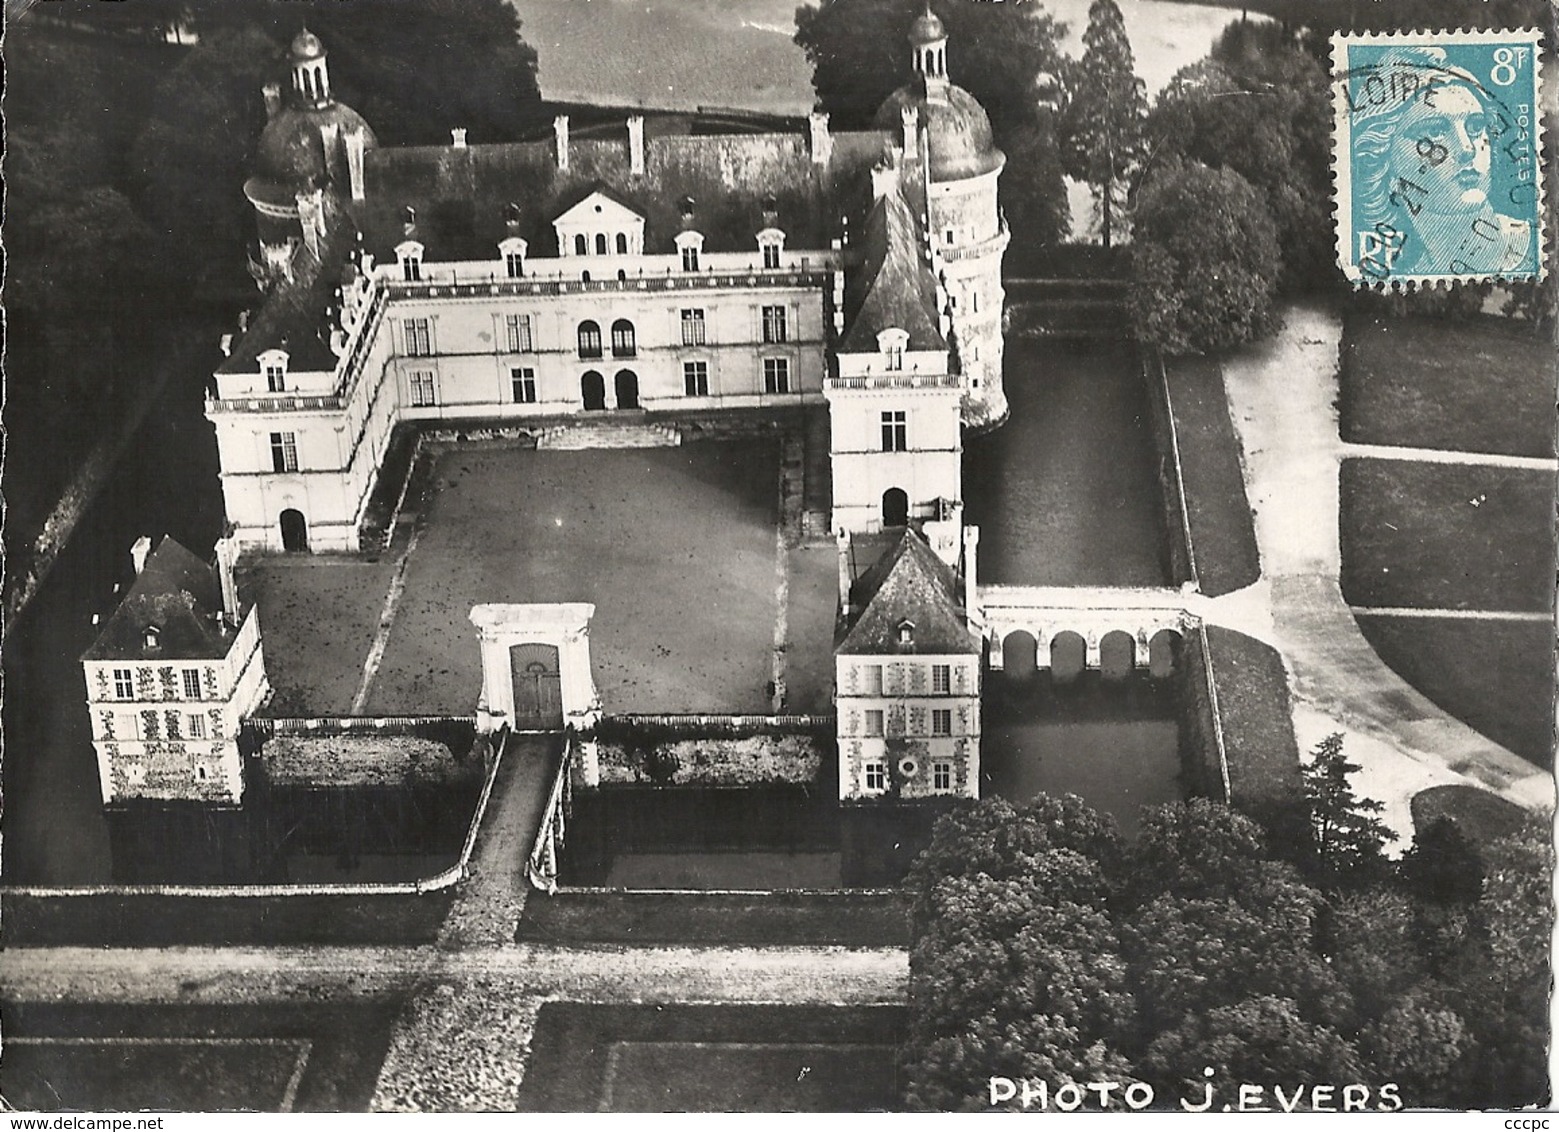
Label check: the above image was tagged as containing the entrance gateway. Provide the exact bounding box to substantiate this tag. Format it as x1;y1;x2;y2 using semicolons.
471;603;600;739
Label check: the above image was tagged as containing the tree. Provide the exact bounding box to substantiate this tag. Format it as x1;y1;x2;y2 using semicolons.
1358;995;1472;1108
1120;797;1268;905
1128;159;1281;354
1141;995;1364;1093
1398;817;1484;905
1302;734;1395;885
1056;0;1146;249
903;872;1136;1110
794;0;1067;136
998;112;1072;262
185;0;541;144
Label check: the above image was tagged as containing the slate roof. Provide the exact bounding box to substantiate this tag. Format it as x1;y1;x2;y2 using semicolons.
875;81;1003;181
350;124;892;264
837;528;977;656
83;538;237;662
840;186;945;353
219;190;359;375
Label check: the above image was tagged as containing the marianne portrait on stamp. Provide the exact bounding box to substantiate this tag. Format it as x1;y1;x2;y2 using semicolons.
1350;45;1536;278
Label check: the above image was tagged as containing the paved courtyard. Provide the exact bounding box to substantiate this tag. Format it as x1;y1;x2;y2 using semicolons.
247;440;837;718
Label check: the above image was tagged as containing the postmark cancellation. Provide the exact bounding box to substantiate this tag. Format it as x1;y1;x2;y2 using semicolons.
1331;27;1545;288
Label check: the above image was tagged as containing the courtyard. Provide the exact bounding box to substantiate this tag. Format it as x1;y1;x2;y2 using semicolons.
245;439;838;719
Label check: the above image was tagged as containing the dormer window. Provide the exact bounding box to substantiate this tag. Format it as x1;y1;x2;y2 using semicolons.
877;328;909;372
144;626;162;651
676;231;704;273
259;350;290;392
897;620;915;646
758;227;785;269
499;237;527;279
395;240;424;282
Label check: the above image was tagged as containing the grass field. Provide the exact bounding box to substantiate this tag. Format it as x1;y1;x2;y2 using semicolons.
1162;356;1264;596
1339;458;1555;612
1340;315;1556;458
1355;615;1554;768
1204;627;1306;844
0;1001;405;1112
515;1003;905;1112
1409;784;1534;845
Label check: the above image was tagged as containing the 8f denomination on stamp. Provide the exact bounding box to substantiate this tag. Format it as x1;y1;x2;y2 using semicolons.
1332;28;1544;287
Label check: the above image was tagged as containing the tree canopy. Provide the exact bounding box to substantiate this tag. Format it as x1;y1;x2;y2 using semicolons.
1127;158;1282;355
1056;0;1146;249
901;792;1548;1110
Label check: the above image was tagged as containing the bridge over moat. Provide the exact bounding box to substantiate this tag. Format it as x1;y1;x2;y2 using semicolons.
978;584;1198;672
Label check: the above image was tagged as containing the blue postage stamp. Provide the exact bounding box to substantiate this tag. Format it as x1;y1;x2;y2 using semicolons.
1331;28;1545;286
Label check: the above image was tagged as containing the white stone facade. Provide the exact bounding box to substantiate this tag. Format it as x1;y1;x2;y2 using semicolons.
835;654;981;801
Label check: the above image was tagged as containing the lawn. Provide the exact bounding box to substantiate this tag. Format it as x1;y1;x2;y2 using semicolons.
1409;784;1535;845
515;1003;905;1112
1162;356;1263;596
1204;627;1306;845
1340;314;1556;458
1355;614;1555;768
364;442;784;715
0;1001;406;1112
240;554;401;715
1339;458;1555;612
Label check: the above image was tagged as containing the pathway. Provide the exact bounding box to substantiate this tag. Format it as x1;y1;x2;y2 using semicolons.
1217;302;1553;839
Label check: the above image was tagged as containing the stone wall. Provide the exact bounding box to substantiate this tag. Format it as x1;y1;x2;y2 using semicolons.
594;732;825;787
1139;346;1196;588
261;734;485;788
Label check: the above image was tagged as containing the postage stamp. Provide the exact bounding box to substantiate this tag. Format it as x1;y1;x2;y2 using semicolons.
1331;28;1545;287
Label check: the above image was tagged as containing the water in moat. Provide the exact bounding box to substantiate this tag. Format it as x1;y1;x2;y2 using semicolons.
559;337;1185;889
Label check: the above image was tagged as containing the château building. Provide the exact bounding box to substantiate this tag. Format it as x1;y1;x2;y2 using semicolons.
90;11;1010;807
80;535;269;805
208;12;1007;553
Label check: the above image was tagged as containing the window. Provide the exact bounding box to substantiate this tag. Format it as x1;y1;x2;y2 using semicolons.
270;432;299;473
887;343;904;371
681;308;706;346
932;664;951;694
932;709;952;737
864;709;884;738
762;305;788;343
505;314;533;353
944;229;955;245
113;669;134;700
881;410;907;452
897;620;914;645
511;367;537;404
762;243;781;268
864;760;887;791
763;358;790;394
615;232;628;254
403;318;432;356
182;669;202;700
505;251;525;278
611;319;636;358
577;320;603;359
265;363;285;392
864;664;884;696
681;245;700;272
595;233;608;256
683;361;709;396
933;761;952;790
401;255;421;282
574;234;588;256
187;713;207;739
972;290;980;313
410;370;437;407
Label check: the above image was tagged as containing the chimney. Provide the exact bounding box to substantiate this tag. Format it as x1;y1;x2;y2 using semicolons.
837;530;855;617
627;115;645;176
553;114;570;171
808;111;833;166
345;128;367;202
319;120;342;183
901;104;919;160
452;127;468;149
263;82;283;121
870;162;898;200
214;531;241;628
962;524;980;620
130;535;153;576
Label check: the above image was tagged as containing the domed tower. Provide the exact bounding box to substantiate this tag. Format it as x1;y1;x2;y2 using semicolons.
875;7;1009;429
243;29;377;282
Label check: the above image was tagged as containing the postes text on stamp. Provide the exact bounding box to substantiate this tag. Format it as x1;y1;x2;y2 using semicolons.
1332;28;1544;287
